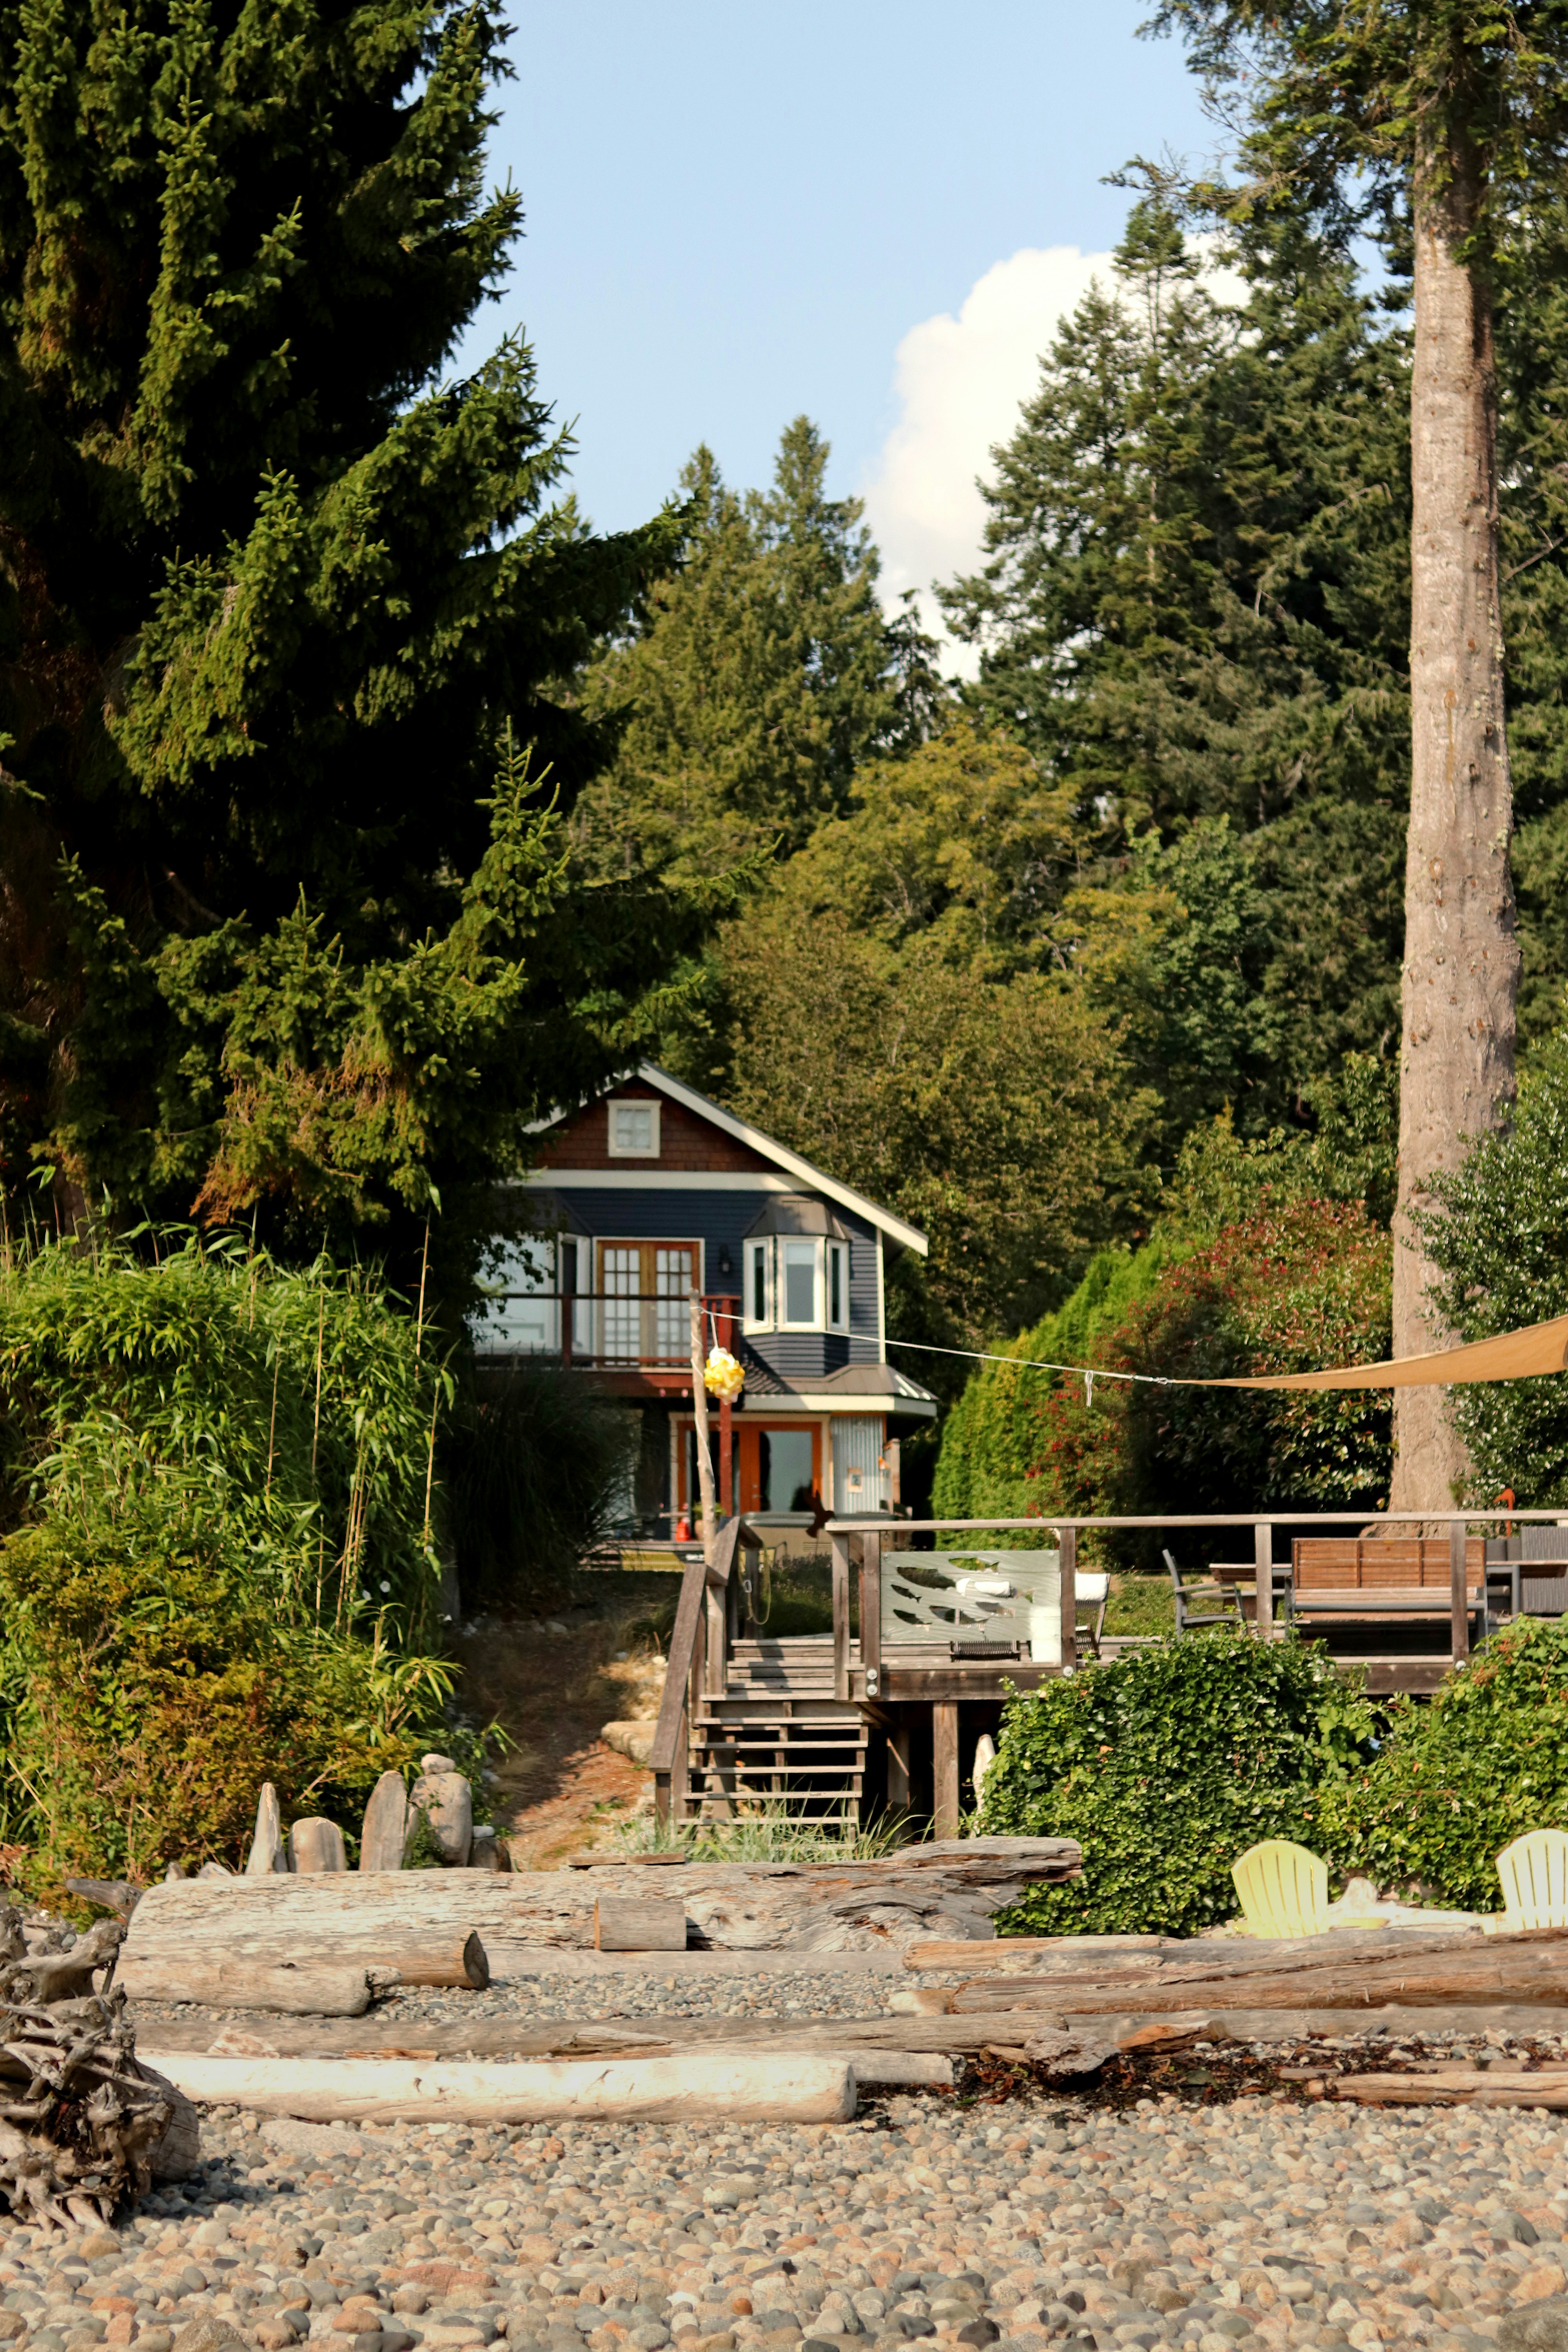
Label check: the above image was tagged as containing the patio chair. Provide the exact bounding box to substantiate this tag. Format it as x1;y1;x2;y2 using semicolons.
1076;1570;1109;1658
1162;1549;1243;1635
1482;1828;1568;1933
1232;1838;1328;1939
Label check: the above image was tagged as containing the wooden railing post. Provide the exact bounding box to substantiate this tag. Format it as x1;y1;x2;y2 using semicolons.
1451;1517;1470;1664
859;1532;882;1683
831;1531;851;1702
1255;1521;1276;1639
1058;1526;1077;1671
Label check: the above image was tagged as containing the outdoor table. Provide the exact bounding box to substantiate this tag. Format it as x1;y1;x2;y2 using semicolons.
1210;1559;1294;1626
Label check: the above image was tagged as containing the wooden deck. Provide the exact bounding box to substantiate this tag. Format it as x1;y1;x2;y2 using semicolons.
648;1508;1568;1835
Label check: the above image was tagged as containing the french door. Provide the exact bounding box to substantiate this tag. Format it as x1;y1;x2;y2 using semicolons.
598;1241;700;1364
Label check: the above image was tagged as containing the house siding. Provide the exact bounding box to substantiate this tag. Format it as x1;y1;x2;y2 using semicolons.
534;1087;772;1174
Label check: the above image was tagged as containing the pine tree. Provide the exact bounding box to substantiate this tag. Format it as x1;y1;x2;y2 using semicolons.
0;0;699;1251
573;420;931;882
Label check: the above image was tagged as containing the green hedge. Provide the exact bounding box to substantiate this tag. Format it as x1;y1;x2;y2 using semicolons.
986;1620;1568;1932
982;1630;1375;1937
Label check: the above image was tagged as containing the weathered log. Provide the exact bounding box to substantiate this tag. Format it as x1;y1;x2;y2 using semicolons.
288;1818;347;1874
1322;2070;1568;2109
8;1918;123;2005
141;2050;857;2123
383;1932;488;1989
359;1773;409;1872
122;1837;1082;1960
594;1898;685;1952
906;1934;1169;1972
951;1925;1568;2014
118;1959;376;2016
63;1880;140;1920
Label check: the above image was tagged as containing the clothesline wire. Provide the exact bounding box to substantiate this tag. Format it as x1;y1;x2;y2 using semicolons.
883;1336;1168;1387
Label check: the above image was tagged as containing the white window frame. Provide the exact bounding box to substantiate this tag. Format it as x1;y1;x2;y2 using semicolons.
744;1238;773;1334
606;1097;661;1158
826;1240;848;1333
779;1237;820;1330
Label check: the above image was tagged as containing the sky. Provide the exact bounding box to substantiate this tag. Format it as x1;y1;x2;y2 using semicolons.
474;3;1216;653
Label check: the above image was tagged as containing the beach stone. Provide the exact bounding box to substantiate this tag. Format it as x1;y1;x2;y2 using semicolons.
169;2325;250;2352
1501;2305;1568;2352
359;1773;410;1873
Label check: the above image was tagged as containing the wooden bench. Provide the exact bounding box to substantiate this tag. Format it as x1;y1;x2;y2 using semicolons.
1291;1536;1485;1627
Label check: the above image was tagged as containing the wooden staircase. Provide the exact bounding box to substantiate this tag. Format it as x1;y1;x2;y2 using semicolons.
682;1637;869;1824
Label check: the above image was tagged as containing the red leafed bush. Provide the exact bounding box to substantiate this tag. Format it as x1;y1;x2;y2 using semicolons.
1023;1198;1392;1562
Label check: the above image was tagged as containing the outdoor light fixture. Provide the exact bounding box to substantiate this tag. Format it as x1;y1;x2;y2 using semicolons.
717;1244;733;1277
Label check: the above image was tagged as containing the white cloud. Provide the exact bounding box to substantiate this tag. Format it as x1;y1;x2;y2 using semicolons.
860;245;1113;673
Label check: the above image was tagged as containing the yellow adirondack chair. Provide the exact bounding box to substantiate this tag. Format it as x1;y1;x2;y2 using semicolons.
1231;1839;1328;1939
1483;1829;1568;1933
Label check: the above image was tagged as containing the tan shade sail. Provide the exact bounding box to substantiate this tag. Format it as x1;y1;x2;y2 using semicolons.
1196;1313;1568;1392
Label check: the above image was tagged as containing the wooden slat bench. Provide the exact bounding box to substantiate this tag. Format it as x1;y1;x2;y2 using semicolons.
1291;1536;1485;1628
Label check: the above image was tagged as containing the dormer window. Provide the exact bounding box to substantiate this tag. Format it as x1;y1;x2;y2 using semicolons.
607;1098;660;1157
742;1201;851;1336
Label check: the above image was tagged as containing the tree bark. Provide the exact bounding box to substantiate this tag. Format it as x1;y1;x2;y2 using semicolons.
1392;94;1520;1511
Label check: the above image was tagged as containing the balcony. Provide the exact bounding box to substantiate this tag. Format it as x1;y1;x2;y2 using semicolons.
472;1290;741;1386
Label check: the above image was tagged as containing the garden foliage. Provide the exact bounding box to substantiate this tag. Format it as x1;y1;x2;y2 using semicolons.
935;1192;1392;1550
0;1230;461;1885
982;1630;1376;1937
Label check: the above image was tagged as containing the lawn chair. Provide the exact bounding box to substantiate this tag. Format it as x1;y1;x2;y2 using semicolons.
1232;1838;1328;1939
1076;1570;1109;1658
1482;1828;1568;1933
1162;1549;1243;1635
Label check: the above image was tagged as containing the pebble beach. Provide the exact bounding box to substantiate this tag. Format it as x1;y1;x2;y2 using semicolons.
7;1975;1568;2352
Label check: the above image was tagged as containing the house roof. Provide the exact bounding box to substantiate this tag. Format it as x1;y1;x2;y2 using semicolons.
744;1194;853;1243
536;1063;929;1257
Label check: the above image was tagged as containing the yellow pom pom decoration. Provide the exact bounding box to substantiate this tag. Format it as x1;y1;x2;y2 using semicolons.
704;1345;744;1402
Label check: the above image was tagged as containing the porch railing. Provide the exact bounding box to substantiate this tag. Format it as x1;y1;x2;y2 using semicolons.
474;1290;740;1371
649;1515;764;1828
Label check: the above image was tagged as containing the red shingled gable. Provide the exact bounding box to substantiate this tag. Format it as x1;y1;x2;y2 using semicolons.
533;1081;773;1174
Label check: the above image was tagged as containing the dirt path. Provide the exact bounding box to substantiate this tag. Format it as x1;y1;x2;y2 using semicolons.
447;1567;679;1869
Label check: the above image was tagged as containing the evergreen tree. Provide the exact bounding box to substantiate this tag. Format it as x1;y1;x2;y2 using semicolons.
0;0;701;1253
940;194;1414;1094
573;420;936;882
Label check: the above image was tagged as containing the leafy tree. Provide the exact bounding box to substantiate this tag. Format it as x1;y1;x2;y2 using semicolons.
1421;1029;1568;1504
574;422;935;883
1148;1;1568;1508
0;0;703;1267
712;904;1158;1351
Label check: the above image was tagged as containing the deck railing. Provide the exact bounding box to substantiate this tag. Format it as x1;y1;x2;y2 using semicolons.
824;1507;1568;1689
474;1290;740;1372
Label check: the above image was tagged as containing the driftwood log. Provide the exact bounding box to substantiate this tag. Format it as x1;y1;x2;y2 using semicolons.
948;1924;1568;2013
118;1960;378;2016
0;1908;198;2224
122;1838;1081;1963
142;2049;857;2124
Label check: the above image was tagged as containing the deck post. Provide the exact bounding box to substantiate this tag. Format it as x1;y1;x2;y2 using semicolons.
1058;1526;1077;1671
859;1532;882;1680
1450;1517;1470;1664
933;1703;960;1837
1255;1521;1276;1639
831;1533;851;1702
886;1724;911;1814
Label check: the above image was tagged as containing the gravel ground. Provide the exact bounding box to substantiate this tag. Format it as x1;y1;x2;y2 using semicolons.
6;2004;1568;2352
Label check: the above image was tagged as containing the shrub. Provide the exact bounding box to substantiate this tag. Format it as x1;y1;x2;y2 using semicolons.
983;1630;1377;1936
1328;1617;1568;1910
0;1230;461;1884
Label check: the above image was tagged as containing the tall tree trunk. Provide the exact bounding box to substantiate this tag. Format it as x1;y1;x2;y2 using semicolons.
1391;113;1519;1512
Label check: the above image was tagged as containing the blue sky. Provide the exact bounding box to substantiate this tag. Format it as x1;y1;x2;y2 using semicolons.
475;2;1214;630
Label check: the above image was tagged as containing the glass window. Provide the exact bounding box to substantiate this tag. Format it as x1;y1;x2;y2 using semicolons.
827;1241;845;1329
759;1428;815;1512
783;1239;817;1324
608;1101;659;1155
